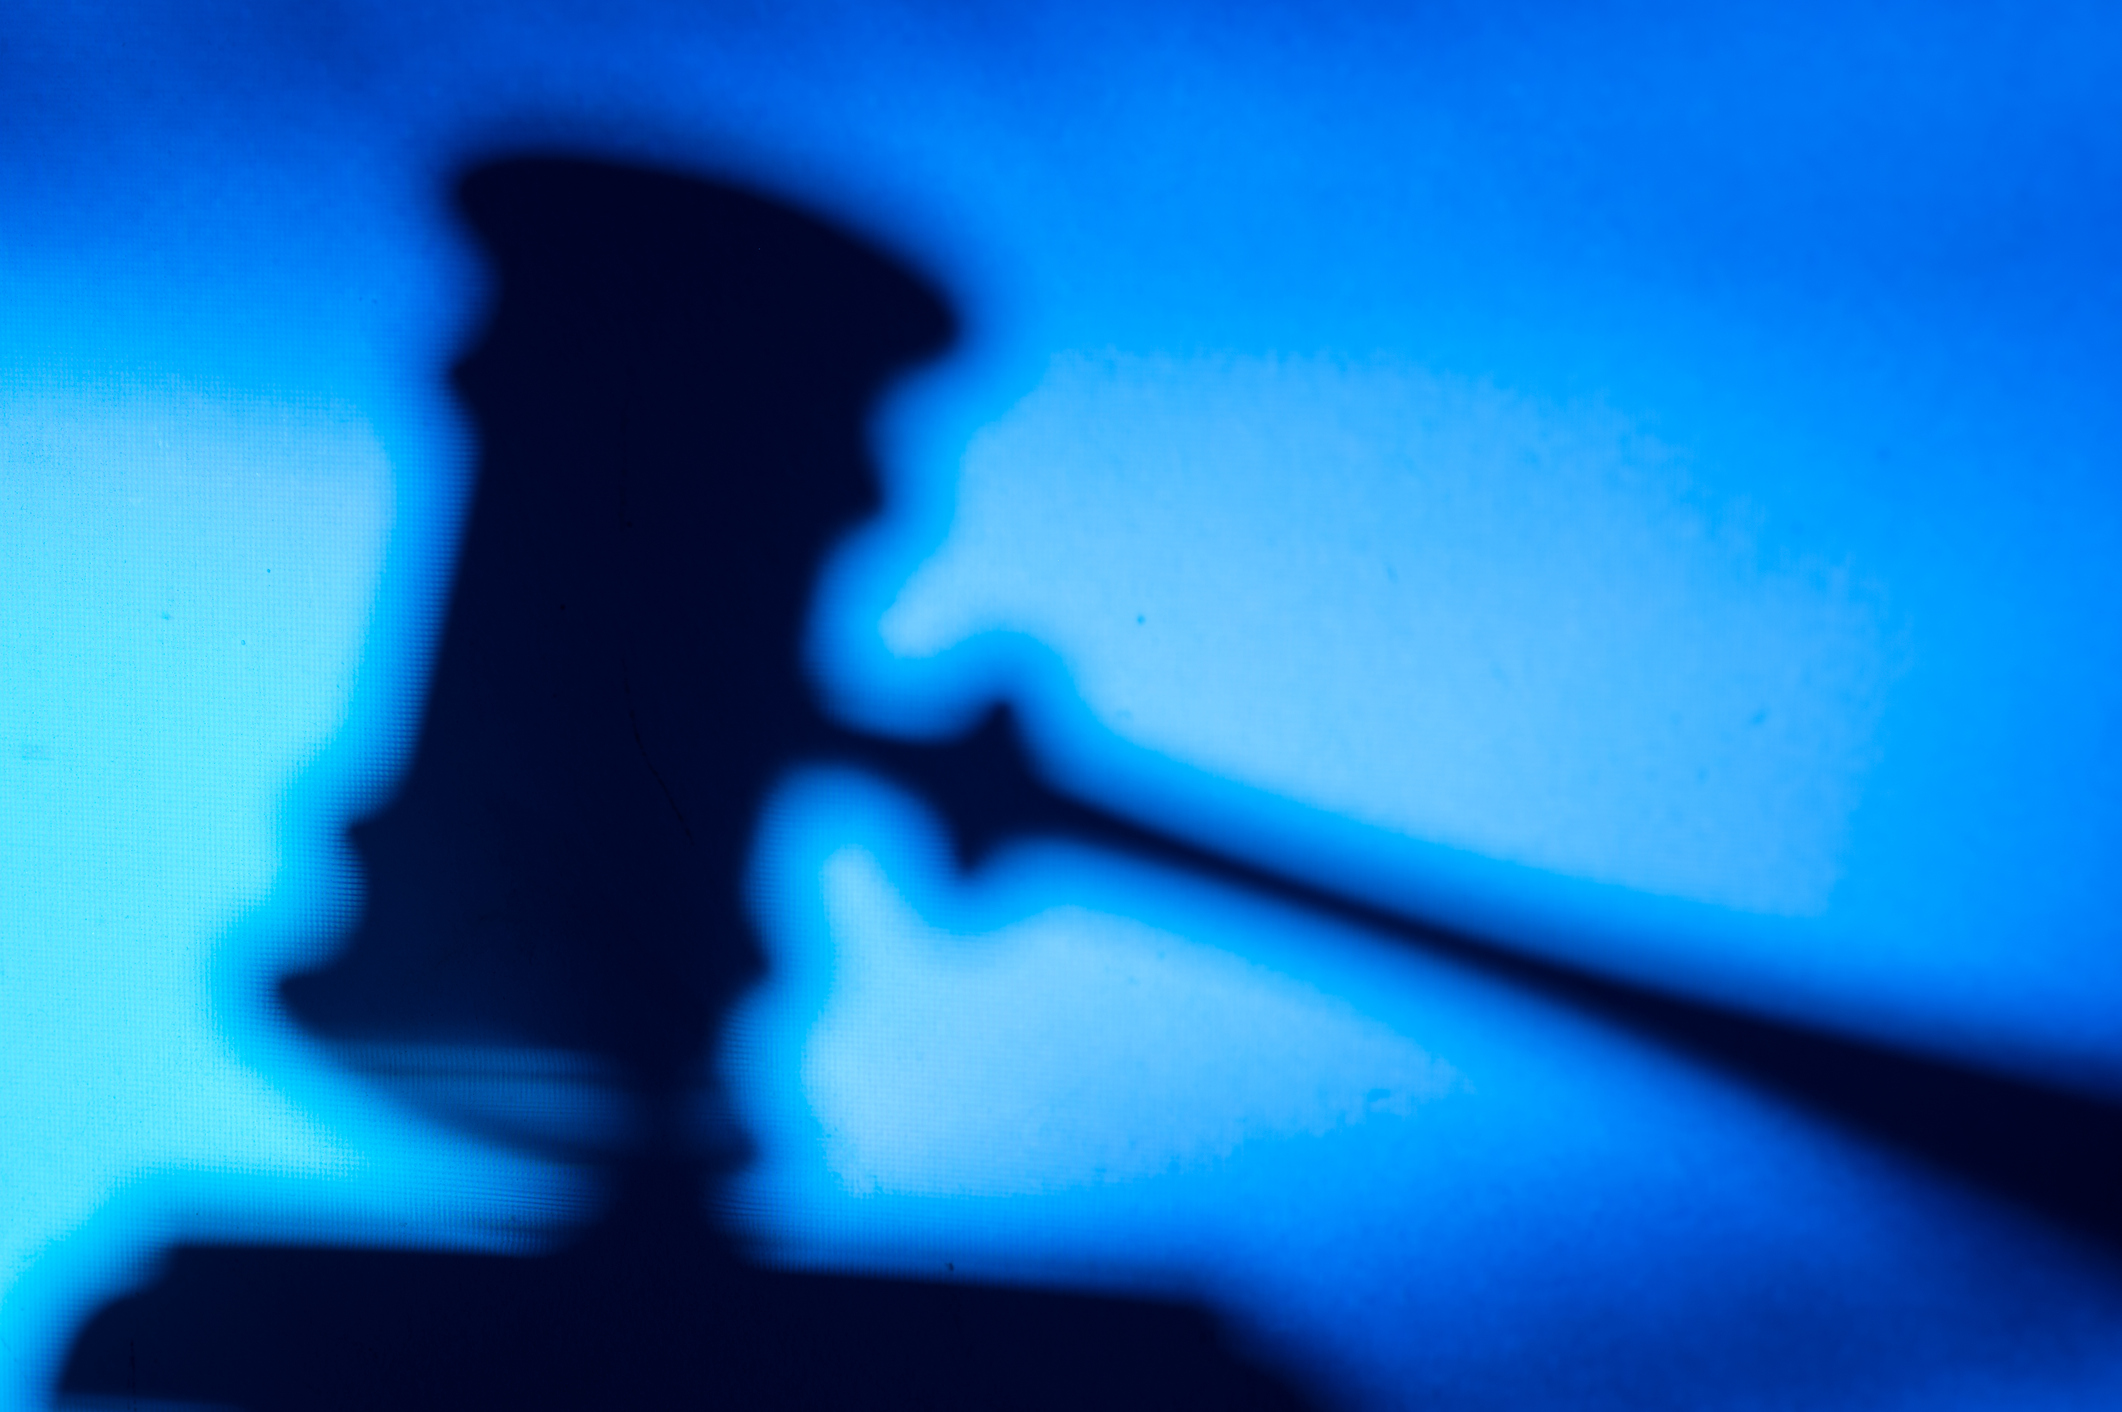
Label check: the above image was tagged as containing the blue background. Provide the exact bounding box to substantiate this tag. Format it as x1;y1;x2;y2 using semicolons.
4;3;2121;1406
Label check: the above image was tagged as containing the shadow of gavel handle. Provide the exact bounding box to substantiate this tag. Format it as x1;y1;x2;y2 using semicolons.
825;699;2122;1261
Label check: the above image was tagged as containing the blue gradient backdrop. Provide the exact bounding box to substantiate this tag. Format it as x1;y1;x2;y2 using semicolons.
4;3;2121;1407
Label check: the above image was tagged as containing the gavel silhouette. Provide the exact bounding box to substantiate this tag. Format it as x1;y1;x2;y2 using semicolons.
56;155;1313;1412
56;154;2122;1411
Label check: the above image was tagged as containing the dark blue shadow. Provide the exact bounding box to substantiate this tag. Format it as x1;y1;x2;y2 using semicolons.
53;155;1309;1412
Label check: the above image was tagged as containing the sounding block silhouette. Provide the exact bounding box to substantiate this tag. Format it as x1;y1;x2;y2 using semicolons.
58;154;2122;1411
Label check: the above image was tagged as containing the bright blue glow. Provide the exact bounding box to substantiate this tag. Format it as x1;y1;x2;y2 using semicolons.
0;375;584;1405
870;350;1891;915
5;2;2122;1407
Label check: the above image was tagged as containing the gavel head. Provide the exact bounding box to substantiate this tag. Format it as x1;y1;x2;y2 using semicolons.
281;156;956;1128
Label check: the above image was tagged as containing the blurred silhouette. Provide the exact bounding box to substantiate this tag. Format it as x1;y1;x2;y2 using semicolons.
53;150;2122;1411
54;156;1311;1411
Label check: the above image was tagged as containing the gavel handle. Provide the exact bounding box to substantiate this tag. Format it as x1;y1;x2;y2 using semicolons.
819;701;2122;1263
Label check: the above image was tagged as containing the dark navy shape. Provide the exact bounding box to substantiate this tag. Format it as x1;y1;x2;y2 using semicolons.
56;156;1311;1411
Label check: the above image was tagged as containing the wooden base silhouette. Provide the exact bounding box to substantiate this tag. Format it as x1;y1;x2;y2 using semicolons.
61;1154;1305;1410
